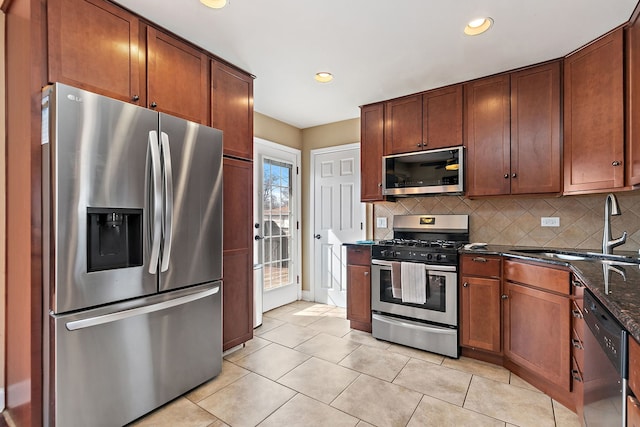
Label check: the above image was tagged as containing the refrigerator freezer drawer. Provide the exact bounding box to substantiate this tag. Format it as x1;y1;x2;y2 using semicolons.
48;282;222;427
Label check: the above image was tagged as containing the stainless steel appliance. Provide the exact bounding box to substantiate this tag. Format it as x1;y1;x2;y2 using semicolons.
382;146;464;196
41;83;223;427
582;289;628;426
371;214;468;358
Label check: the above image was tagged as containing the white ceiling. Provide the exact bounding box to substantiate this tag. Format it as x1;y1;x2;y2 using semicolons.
113;0;638;129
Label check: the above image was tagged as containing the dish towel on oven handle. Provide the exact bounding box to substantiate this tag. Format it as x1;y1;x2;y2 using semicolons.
400;261;427;304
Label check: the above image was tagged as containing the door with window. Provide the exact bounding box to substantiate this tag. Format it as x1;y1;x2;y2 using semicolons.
254;139;301;312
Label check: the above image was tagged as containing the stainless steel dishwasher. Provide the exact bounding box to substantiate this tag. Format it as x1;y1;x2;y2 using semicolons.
583;289;628;426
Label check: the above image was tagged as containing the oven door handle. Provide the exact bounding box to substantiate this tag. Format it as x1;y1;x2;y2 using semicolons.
372;259;457;272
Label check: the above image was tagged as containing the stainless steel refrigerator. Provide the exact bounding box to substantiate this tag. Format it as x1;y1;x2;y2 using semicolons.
41;83;223;427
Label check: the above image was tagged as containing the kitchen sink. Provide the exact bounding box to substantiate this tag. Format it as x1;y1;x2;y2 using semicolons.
510;248;640;266
510;248;591;261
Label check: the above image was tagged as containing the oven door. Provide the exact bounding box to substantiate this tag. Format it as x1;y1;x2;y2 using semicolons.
371;260;457;326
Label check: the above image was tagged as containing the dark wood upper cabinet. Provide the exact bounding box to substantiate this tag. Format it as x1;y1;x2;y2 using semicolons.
510;61;561;195
422;85;463;150
212;60;254;160
47;0;141;104
464;74;511;197
146;26;209;125
627;15;640;187
384;95;422;154
564;29;624;194
360;103;385;202
384;85;463;155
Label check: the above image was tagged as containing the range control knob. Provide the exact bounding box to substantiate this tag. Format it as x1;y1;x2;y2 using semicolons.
436;254;443;261
426;253;433;260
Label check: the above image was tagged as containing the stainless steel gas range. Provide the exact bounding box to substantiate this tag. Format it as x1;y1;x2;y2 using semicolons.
370;214;469;358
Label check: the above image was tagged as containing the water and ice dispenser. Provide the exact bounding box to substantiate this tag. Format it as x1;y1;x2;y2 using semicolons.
87;208;143;272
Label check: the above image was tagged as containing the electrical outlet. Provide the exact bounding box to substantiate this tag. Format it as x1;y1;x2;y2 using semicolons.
376;217;387;228
541;217;560;227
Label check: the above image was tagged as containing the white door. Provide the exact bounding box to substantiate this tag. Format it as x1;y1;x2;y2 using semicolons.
312;144;365;307
254;138;301;313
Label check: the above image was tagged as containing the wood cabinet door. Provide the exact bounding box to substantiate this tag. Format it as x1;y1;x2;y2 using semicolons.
48;0;141;104
627;14;640;186
464;74;511;197
384;95;423;154
422;85;463;150
564;29;624;193
510;62;561;194
360;103;385;201
504;281;571;391
222;157;254;350
460;276;501;353
212;60;254;160
146;27;209;124
346;264;371;331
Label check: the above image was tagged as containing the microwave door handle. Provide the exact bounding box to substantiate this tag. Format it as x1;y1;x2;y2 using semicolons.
148;131;162;274
160;132;173;273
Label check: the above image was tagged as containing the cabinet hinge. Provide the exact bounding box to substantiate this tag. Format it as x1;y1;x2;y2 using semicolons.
296;221;300;230
297;275;300;284
361;222;363;230
296;166;299;175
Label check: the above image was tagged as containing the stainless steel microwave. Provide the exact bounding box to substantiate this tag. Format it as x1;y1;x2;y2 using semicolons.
382;146;464;196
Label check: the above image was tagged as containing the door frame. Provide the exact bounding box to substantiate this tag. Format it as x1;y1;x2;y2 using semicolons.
253;137;302;312
307;142;364;303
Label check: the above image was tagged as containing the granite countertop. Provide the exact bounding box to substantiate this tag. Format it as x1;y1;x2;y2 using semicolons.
460;245;640;343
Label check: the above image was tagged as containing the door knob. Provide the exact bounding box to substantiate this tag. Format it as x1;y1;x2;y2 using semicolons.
314;234;321;240
254;235;264;241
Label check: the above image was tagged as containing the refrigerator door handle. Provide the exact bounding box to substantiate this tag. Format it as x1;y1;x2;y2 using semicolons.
65;286;220;331
160;131;173;272
148;131;163;274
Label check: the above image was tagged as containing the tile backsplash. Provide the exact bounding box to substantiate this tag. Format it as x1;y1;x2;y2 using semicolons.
372;192;640;252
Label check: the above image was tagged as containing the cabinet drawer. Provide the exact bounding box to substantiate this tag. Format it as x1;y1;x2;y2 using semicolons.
630;337;640;396
571;275;586;298
504;260;570;295
347;245;371;266
629;395;640;427
460;254;501;277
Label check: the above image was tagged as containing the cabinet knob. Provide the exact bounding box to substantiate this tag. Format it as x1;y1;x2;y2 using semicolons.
364;271;369;276
132;94;140;102
463;282;469;287
150;101;158;108
612;160;621;166
314;234;321;240
378;183;382;187
512;173;517;178
417;143;423;147
471;257;487;263
571;338;583;350
504;173;509;179
501;294;508;300
571;309;584;319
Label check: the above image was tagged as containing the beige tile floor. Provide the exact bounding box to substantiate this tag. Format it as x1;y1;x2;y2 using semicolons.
130;301;581;427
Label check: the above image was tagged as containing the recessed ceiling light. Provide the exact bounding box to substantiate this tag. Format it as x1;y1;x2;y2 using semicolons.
315;72;334;83
464;17;493;36
200;0;227;9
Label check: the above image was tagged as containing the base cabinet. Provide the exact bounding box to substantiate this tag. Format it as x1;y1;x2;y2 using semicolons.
346;245;371;332
629;337;640;426
460;255;502;353
222;157;254;350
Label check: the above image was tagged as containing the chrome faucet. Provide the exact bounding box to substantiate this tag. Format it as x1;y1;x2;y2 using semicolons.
602;193;627;254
